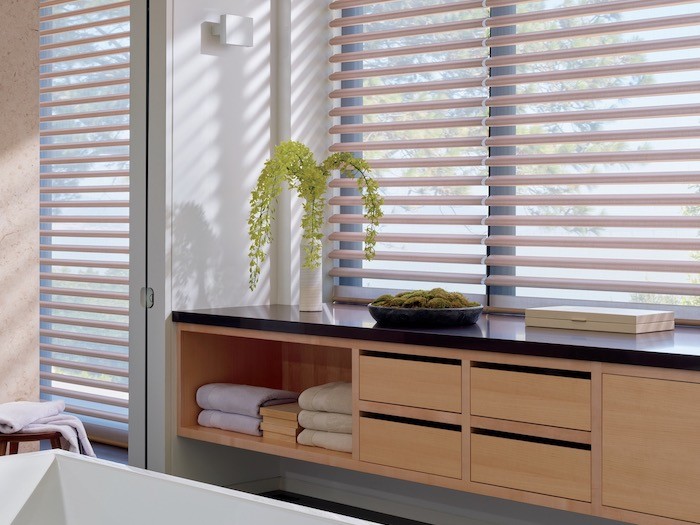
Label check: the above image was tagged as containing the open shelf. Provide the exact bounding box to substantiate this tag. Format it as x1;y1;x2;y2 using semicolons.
178;425;353;467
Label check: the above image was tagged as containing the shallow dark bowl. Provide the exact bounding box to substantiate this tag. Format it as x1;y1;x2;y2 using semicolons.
368;304;483;328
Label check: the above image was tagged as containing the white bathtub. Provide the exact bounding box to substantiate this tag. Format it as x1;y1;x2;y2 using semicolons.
0;450;374;525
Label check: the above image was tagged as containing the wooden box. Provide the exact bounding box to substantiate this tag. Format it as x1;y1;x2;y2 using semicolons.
260;402;301;443
525;306;674;334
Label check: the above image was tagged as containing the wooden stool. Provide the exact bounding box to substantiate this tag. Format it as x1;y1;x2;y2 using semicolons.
0;431;62;456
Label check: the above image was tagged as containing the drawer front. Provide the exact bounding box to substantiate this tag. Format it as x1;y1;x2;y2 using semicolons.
359;417;461;478
471;367;591;431
471;433;591;502
360;355;461;412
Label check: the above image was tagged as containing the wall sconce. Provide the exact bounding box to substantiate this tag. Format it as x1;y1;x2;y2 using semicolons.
211;14;254;47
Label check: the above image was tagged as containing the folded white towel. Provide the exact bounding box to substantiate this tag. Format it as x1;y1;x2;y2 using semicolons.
298;410;352;434
22;413;95;457
297;429;352;453
198;410;262;436
0;400;65;434
196;384;299;418
298;382;352;415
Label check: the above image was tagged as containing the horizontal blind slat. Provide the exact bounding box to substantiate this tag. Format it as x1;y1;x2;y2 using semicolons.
40;301;129;316
330;117;484;134
41;286;129;300
485;216;700;228
330;232;484;244
329;59;483;82
486;172;700;186
330;97;486;117
330;195;484;206
41;358;128;378
485;255;700;274
485;36;700;68
331;137;486;151
485;236;700;250
41;230;129;238
330;176;484;187
485;275;700;296
330;249;484;265
39;15;130;37
41;343;128;362
330;1;482;27
41;272;129;286
329;267;485;284
329;214;485;225
486;104;700;127
42;386;128;409
40;1;129;22
40;328;128;347
485;0;699;28
330;39;483;63
40;372;129;393
40;31;130;51
330;78;485;99
330;19;482;46
487;13;700;47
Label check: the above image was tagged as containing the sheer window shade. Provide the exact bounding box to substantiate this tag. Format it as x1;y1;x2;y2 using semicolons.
329;0;700;318
329;0;490;304
39;0;130;446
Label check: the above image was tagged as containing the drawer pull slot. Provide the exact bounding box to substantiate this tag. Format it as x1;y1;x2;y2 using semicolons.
472;428;590;451
363;412;461;432
472;361;590;379
363;350;460;366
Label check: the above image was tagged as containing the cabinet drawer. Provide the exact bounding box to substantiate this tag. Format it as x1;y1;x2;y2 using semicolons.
360;355;461;412
359;416;461;478
471;367;590;431
471;433;591;502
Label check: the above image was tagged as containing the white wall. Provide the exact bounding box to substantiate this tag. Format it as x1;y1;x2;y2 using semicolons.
171;0;275;311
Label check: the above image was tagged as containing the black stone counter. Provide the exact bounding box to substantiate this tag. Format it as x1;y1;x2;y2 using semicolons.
173;304;700;371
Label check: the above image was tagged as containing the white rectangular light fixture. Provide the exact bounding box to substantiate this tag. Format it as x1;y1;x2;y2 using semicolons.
211;14;253;47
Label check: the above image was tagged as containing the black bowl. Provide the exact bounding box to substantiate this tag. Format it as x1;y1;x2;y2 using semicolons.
368;304;483;328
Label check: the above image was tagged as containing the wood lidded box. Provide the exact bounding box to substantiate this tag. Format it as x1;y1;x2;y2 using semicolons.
260;402;301;444
525;306;674;334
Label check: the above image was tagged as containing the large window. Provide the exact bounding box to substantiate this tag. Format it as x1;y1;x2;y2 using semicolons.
39;0;130;446
329;0;700;320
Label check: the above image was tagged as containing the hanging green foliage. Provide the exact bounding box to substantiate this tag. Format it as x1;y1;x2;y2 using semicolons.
247;141;383;291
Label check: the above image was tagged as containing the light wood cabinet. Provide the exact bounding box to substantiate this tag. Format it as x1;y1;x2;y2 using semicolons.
471;432;591;502
359;353;461;412
471;365;591;431
176;321;700;525
602;374;700;524
359;416;461;478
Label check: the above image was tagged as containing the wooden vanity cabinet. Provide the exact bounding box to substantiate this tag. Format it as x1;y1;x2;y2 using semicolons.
602;374;700;524
176;321;700;525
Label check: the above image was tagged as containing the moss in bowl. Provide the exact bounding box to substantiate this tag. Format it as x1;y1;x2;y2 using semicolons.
368;289;483;327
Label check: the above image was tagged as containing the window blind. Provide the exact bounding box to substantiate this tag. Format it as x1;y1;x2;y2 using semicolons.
39;0;130;446
329;0;700;318
328;0;490;304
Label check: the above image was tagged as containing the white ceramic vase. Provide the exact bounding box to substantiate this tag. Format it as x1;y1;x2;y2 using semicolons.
299;255;322;312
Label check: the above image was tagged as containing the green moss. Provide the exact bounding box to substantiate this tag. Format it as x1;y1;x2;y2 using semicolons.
371;289;481;309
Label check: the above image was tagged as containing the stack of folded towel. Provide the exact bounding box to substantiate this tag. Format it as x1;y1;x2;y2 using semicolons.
0;400;95;456
297;382;352;453
196;383;299;436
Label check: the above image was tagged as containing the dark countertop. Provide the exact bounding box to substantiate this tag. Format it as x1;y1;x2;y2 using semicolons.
172;304;700;371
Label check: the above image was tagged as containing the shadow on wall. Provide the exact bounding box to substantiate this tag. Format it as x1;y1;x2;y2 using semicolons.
171;2;273;311
172;201;227;309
